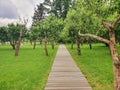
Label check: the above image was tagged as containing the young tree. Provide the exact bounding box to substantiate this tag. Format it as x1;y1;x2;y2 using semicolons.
7;23;21;50
43;14;64;49
30;25;40;49
64;9;82;55
15;18;28;56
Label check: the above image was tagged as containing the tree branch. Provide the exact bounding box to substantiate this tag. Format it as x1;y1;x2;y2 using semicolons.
112;16;120;27
78;31;110;44
102;20;112;31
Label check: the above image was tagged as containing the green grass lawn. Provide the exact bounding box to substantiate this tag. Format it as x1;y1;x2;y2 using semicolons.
0;44;58;90
66;43;116;90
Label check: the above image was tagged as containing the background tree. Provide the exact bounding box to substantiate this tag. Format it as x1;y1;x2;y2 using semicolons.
43;0;74;19
0;26;8;45
7;23;21;50
64;7;84;55
15;18;28;56
32;3;47;25
43;14;64;49
30;25;40;49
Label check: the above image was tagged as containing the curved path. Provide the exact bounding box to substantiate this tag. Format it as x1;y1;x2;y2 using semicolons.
45;45;92;90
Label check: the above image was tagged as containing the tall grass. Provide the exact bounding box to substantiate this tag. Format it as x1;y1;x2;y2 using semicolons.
66;43;116;90
0;44;58;90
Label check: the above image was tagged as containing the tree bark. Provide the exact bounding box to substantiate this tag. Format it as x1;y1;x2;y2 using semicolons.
12;44;16;50
76;39;81;55
33;39;36;49
30;40;32;45
10;41;16;50
71;40;74;49
40;40;42;45
15;31;22;56
109;30;120;90
44;37;48;56
88;37;92;49
78;31;110;44
81;39;83;46
51;40;54;49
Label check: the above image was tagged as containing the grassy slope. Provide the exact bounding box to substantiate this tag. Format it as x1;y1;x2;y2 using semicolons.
66;43;116;90
0;44;58;90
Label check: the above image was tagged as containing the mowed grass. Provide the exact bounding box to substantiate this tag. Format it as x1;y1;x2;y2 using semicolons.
66;43;116;90
0;44;58;90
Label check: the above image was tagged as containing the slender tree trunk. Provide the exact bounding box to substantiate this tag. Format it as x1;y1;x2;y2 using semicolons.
10;41;16;50
44;37;48;56
15;31;22;56
12;45;16;50
33;39;36;49
50;40;54;49
40;40;42;45
88;37;92;49
76;39;81;55
81;38;83;46
30;40;32;45
71;40;74;49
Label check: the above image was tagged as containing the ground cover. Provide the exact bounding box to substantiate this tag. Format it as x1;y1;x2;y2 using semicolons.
0;44;58;90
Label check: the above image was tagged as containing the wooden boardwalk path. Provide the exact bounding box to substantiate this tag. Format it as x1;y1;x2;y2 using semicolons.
45;45;92;90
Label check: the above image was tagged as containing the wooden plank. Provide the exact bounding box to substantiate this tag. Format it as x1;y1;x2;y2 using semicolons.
47;80;88;83
46;82;90;87
45;87;92;90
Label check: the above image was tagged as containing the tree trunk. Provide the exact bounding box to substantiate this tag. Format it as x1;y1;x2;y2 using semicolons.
76;39;81;55
33;39;36;49
88;37;92;49
44;37;48;56
105;43;109;47
12;44;16;50
81;39;83;46
40;40;42;45
71;40;74;49
102;16;120;90
15;31;22;56
51;40;54;49
10;41;16;50
30;40;32;45
109;30;120;90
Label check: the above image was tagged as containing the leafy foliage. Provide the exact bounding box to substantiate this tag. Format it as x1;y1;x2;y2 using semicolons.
0;26;8;43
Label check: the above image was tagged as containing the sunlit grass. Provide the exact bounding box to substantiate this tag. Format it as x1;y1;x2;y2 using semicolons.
66;43;116;90
0;44;58;90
